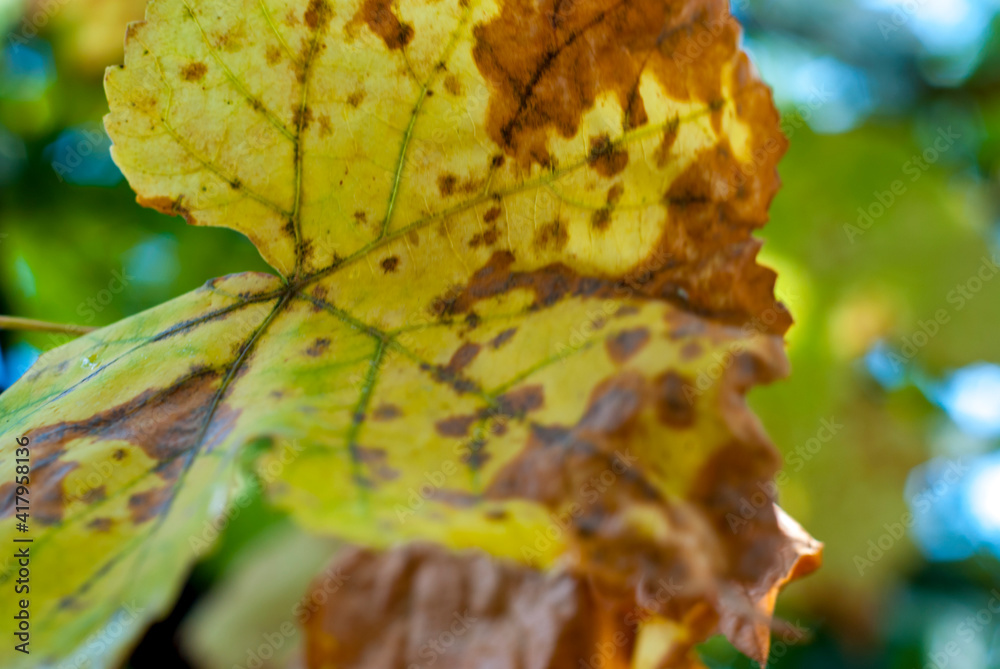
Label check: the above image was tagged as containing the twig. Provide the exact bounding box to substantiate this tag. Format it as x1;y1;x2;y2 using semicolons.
0;316;96;336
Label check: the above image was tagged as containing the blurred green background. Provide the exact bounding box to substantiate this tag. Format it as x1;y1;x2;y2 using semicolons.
1;0;1000;667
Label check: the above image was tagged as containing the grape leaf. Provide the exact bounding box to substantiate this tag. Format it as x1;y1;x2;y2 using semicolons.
304;523;820;669
0;0;820;666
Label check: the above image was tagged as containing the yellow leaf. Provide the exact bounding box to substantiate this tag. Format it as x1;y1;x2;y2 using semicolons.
0;0;820;666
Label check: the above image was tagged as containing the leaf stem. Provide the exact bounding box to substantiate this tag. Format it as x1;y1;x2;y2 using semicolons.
0;316;96;336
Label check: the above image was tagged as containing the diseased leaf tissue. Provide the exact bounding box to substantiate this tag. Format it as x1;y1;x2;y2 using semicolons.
0;0;821;666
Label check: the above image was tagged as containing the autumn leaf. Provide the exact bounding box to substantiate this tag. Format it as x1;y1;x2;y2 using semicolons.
304;526;819;669
0;0;820;666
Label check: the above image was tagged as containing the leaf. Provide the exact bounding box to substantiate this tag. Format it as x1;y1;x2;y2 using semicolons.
304;542;703;669
303;523;819;669
0;0;819;666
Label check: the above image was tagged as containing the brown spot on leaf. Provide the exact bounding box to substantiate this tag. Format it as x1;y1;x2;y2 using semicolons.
293;105;313;129
181;62;207;82
483;205;502;223
434;414;477;438
309;285;329;307
655;370;695;428
490;327;517;349
354;0;413;50
129;486;172;523
266;45;282;64
346;89;365;107
352;446;398;482
81;485;107;504
212;24;247;52
318;114;333;136
468;227;499;248
444;342;481;375
350;442;382;465
427;489;479;506
605;327;650;364
496;385;544;418
655;116;680;167
380;256;399;273
533;219;568;251
33;462;77;525
577;373;645;434
353;210;367;224
681;341;703;360
371;404;402;421
419;361;480;396
443;74;463;96
607;183;624;203
306;337;330;356
437;172;482;198
304;0;333;30
591;208;611;231
87;517;114;532
437;173;457;196
588;133;628;177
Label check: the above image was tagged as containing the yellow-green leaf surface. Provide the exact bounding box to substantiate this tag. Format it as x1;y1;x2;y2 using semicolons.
0;0;820;666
